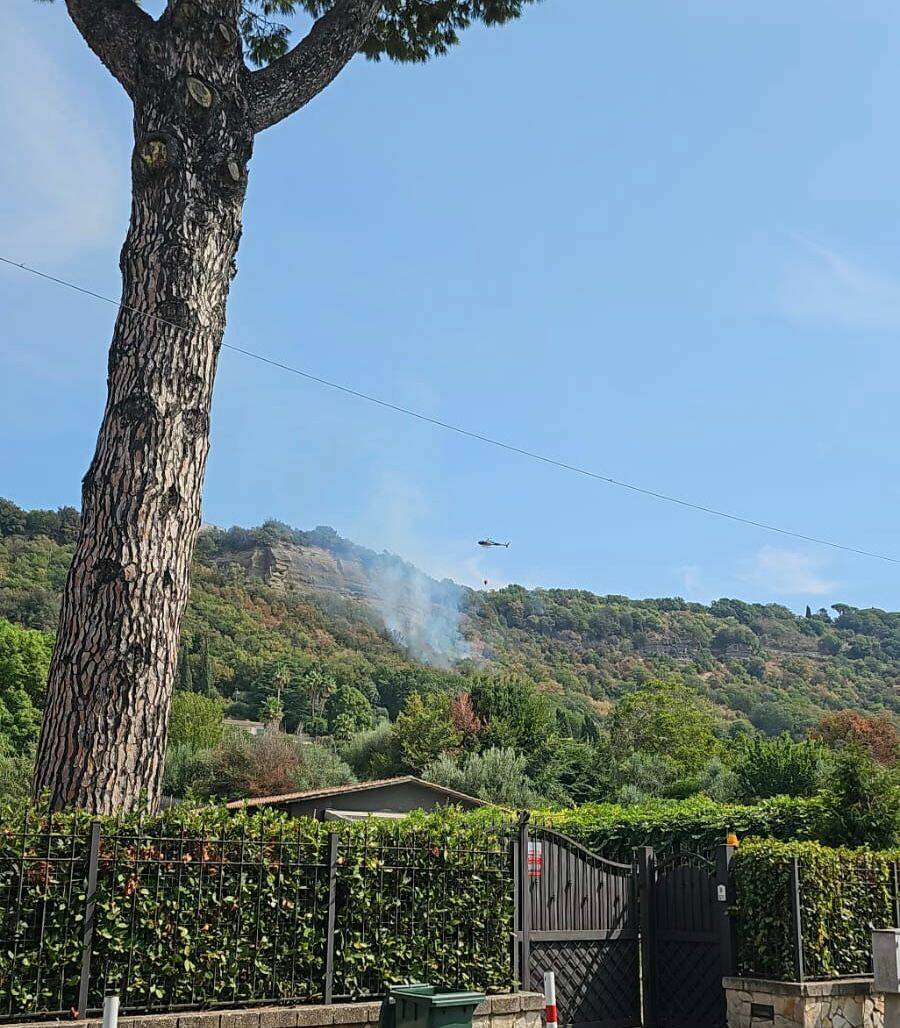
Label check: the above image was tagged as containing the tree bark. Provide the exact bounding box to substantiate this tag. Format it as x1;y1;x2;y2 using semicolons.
35;0;383;814
33;0;252;812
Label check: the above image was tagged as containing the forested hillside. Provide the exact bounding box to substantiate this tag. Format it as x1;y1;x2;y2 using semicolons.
1;497;898;753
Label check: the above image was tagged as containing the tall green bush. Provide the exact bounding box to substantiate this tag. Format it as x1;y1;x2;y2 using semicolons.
732;839;898;980
821;747;899;848
731;734;827;801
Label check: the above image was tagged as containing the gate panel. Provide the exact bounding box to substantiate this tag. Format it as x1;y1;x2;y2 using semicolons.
651;852;727;1028
522;827;640;1028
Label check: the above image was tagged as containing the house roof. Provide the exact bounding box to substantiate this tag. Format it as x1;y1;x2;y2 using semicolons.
224;775;486;810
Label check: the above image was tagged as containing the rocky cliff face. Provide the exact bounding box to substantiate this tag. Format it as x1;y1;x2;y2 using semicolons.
213;541;382;601
211;538;471;666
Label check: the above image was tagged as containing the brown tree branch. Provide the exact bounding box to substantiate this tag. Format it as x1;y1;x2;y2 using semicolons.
65;0;153;96
247;0;383;133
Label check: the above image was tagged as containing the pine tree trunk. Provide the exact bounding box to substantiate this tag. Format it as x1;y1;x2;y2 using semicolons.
33;2;252;813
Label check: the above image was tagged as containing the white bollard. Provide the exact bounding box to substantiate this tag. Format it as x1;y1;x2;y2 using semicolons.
102;995;119;1028
543;971;557;1028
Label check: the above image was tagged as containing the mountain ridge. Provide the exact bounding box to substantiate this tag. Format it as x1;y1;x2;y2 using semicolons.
1;499;898;738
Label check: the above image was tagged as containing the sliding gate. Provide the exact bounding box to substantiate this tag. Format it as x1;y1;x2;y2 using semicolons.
517;824;641;1028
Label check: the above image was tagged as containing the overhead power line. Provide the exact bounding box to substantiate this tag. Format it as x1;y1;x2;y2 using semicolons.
2;253;898;566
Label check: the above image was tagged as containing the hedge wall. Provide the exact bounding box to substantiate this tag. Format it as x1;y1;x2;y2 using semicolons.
532;795;827;862
0;805;513;1019
732;838;899;980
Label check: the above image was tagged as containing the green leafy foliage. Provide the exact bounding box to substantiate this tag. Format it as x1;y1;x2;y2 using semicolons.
607;679;719;777
324;685;375;739
534;795;828;863
733;838;899;980
392;692;461;773
166;730;355;801
0;618;50;751
424;747;542;807
2;499;898;809
820;747;899;849
168;691;224;751
469;585;900;736
236;0;540;67
731;734;828;801
0;805;513;1016
467;674;556;760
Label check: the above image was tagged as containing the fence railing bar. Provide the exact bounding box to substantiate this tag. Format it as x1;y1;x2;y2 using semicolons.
518;812;531;992
323;831;338;1005
790;857;805;983
77;820;102;1018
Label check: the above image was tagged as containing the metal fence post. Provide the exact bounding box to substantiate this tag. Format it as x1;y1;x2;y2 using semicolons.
635;846;656;1028
715;844;737;978
323;831;338;1005
518;812;531;992
790;857;805;983
511;828;520;991
892;860;900;929
77;821;102;1018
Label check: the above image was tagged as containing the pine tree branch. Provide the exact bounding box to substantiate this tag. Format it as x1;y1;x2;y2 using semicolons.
64;0;153;96
247;0;383;133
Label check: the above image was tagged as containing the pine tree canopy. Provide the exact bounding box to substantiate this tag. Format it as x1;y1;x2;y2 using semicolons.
40;1;541;67
251;1;539;65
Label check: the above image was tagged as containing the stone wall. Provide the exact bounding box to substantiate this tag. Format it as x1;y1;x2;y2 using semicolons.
723;976;886;1028
5;992;545;1028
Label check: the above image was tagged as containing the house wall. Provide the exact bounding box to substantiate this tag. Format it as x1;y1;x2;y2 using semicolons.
283;782;479;818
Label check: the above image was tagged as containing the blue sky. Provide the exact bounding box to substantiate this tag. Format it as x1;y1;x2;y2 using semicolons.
2;0;900;610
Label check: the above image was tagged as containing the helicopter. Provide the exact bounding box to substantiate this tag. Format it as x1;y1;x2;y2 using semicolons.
478;539;510;548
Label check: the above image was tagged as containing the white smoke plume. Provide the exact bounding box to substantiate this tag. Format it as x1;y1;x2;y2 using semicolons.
350;471;476;667
369;561;471;668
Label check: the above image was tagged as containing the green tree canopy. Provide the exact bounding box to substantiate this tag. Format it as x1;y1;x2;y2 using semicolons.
467;674;556;758
607;680;720;777
0;617;53;707
168;692;224;751
731;733;827;801
821;747;899;849
324;685;374;737
236;0;540;66
392;692;461;773
424;747;541;807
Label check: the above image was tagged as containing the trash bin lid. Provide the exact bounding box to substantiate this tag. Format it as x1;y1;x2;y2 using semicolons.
395;990;485;1009
422;993;486;1009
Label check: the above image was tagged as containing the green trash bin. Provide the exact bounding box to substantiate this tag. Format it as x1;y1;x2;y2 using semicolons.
380;985;485;1028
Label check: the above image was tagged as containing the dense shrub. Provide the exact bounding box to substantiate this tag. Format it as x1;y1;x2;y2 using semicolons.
820;747;899;848
424;747;542;807
205;732;355;800
0;805;513;1017
733;839;898;980
168;692;224;750
731;734;828;801
535;795;827;862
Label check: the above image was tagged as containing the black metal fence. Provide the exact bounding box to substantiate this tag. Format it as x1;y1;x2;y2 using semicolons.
0;813;515;1022
3;810;894;1026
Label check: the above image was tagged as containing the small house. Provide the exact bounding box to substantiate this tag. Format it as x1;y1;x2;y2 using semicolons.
225;775;485;820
